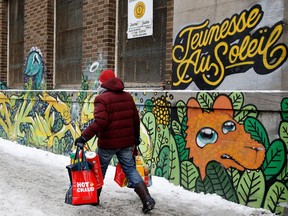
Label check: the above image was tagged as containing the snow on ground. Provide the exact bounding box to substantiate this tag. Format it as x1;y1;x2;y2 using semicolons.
0;138;275;216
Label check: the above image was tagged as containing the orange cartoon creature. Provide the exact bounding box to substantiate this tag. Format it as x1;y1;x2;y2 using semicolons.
186;95;266;180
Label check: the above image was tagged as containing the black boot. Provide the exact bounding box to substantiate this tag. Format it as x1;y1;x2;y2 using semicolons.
134;182;155;213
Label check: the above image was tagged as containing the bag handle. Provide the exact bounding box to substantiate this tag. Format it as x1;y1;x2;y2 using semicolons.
75;147;89;171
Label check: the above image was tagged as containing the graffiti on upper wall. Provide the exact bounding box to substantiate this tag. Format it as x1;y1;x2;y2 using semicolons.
0;82;7;90
24;47;46;90
0;91;287;215
172;4;288;90
82;53;107;90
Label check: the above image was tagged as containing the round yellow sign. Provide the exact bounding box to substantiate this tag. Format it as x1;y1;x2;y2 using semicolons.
134;1;146;19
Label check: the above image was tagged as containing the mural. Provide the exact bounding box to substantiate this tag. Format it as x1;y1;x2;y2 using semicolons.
24;47;46;90
0;2;287;215
0;90;287;215
172;4;288;90
0;82;7;90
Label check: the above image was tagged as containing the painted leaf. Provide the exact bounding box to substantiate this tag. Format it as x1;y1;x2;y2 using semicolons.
151;125;170;174
155;146;170;179
211;92;219;100
206;161;238;203
180;161;199;191
244;117;270;149
169;134;180;185
196;175;214;194
237;170;265;208
181;116;188;137
234;105;258;124
172;120;181;135
142;112;156;142
262;139;286;180
263;182;288;215
174;134;189;162
277;158;288;182
227;168;240;189
176;100;186;123
281;98;288;121
144;99;153;112
279;121;288;150
197;92;213;111
229;92;244;110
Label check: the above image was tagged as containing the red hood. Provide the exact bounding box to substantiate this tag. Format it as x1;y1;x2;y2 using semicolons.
101;77;124;92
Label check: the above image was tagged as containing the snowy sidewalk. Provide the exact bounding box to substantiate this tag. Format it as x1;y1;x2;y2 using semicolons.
0;139;274;216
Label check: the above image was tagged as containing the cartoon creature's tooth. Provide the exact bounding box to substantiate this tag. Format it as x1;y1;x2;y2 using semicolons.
222;154;230;159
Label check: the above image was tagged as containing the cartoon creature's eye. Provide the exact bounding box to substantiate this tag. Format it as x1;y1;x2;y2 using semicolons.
222;121;236;134
196;127;218;148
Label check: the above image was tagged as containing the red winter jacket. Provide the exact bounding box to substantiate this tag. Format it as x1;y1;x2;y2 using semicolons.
81;77;140;149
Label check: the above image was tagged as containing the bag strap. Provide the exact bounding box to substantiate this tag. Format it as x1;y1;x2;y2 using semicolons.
75;147;89;171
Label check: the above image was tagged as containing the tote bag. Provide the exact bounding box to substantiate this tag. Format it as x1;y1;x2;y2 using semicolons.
65;147;98;205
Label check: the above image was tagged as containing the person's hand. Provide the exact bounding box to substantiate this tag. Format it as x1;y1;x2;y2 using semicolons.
74;136;86;149
133;146;139;156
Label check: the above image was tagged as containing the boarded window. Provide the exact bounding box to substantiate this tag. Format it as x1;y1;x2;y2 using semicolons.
55;0;82;88
9;0;24;88
117;0;167;88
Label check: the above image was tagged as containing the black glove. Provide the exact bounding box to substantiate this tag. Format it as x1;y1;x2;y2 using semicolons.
135;137;141;146
75;136;86;149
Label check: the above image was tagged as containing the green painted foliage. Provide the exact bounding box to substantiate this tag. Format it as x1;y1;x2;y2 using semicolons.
174;134;189;162
206;161;238;203
229;92;244;110
142;112;156;142
181;116;188;137
244;117;270;149
197;92;213;111
262;139;287;180
168;135;180;185
234;105;258;124
227;168;241;189
155;146;170;179
176;100;186;123
172;120;181;135
264;182;288;215
279;121;288;150
211;92;219;100
277;158;288;182
237;170;265;208
151;124;170;174
144;99;154;112
196;176;214;194
281;98;288;121
180;161;199;191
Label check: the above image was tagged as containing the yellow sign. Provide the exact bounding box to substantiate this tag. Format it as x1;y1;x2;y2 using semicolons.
134;1;146;19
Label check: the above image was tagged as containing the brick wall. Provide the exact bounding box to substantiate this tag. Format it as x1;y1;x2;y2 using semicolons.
0;0;172;89
0;1;8;84
24;0;54;89
166;0;174;89
82;0;116;70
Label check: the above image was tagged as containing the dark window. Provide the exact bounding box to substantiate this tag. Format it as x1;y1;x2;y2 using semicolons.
55;0;82;88
118;0;167;88
9;0;24;88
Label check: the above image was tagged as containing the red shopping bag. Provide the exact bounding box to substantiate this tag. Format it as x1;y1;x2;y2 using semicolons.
114;155;152;188
71;168;98;205
65;147;98;205
114;163;128;187
86;151;103;189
